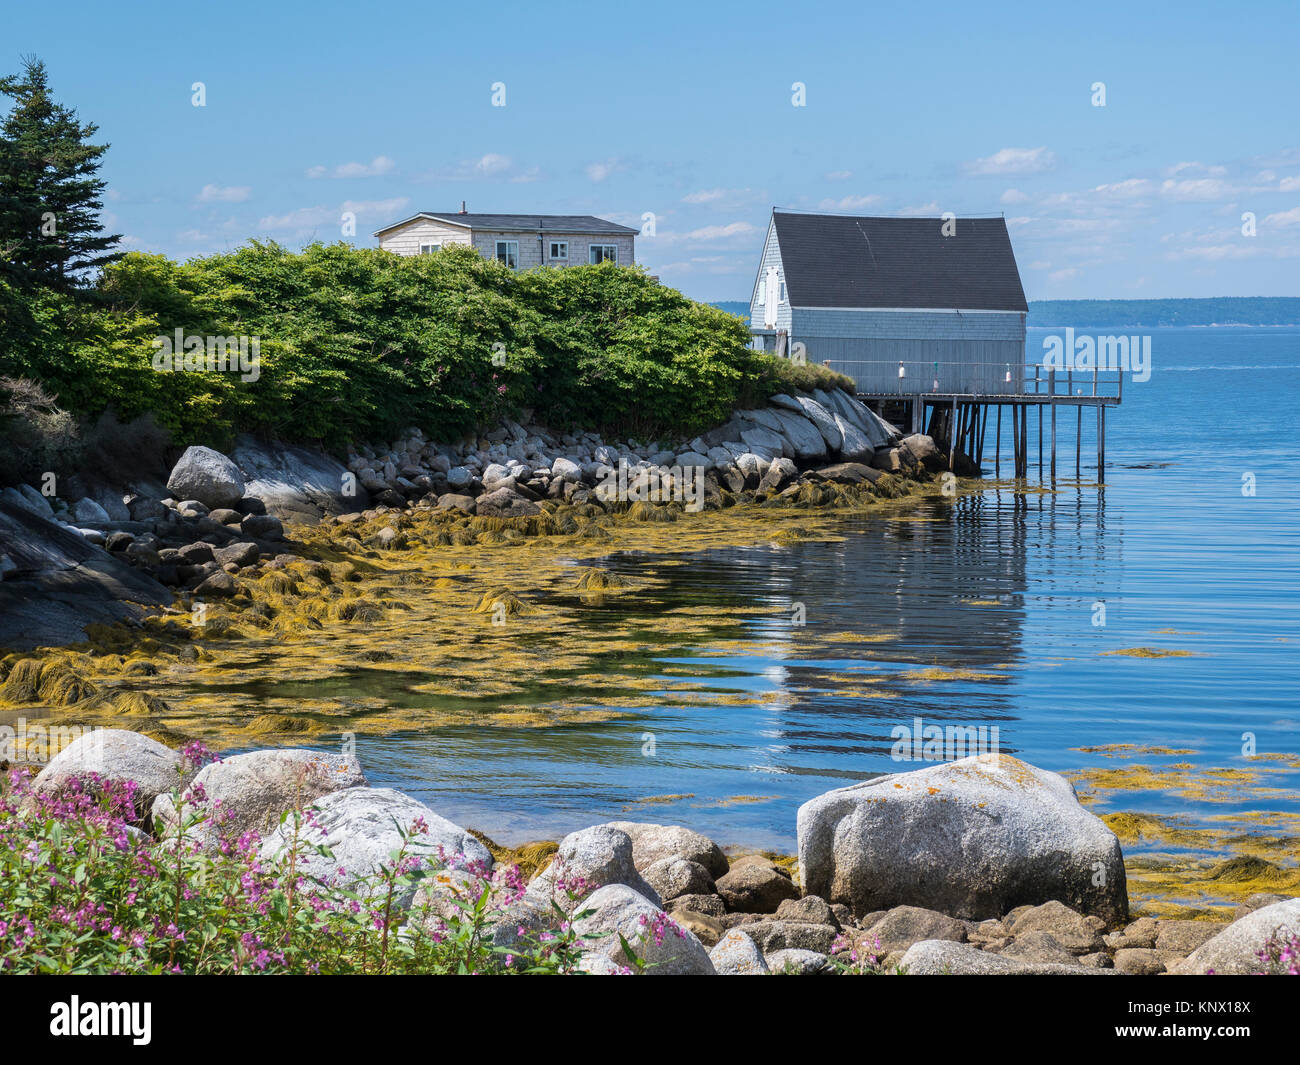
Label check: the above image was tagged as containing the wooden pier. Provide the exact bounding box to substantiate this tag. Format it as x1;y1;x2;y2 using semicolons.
828;362;1122;483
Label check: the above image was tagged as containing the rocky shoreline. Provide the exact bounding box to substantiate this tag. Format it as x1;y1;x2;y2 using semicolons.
16;733;1300;975
0;386;947;651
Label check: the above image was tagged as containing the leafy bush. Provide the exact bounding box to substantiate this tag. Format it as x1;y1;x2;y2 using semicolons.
0;752;657;975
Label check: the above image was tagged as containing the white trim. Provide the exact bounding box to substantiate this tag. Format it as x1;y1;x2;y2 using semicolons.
588;243;618;265
495;240;520;269
549;240;569;262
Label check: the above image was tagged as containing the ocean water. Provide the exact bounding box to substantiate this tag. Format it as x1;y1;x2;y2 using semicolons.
358;326;1300;860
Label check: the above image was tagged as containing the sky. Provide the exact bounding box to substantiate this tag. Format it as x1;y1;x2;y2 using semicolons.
5;0;1298;303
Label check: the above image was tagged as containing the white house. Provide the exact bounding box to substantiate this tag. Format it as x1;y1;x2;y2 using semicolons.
375;205;637;270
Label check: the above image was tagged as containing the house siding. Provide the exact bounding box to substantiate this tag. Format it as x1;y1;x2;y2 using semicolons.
791;308;1027;394
377;219;473;257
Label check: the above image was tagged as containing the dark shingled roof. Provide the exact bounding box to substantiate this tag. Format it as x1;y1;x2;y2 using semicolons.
771;211;1028;312
375;212;638;236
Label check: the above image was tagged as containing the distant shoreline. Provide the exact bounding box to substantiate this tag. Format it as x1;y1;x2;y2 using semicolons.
712;297;1300;329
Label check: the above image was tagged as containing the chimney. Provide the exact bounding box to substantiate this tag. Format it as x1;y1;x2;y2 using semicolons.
459;200;467;214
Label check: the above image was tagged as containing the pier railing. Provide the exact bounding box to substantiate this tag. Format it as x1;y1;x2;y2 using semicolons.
820;359;1123;401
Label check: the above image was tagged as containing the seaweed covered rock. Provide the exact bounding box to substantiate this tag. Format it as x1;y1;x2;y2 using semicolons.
797;755;1128;923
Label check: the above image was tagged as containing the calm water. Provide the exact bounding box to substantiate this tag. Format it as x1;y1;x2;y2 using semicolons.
358;326;1300;852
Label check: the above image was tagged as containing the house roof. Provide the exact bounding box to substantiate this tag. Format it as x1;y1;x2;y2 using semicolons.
769;211;1028;312
374;212;639;237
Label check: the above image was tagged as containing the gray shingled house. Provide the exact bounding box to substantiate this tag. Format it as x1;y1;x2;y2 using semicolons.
749;210;1028;395
375;206;637;270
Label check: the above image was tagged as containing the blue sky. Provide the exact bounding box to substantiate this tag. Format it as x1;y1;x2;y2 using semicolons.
6;0;1298;302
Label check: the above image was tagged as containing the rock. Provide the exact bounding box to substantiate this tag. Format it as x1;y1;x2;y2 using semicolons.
1116;916;1159;949
674;451;711;469
167;445;245;509
716;859;799;913
31;728;190;818
208;508;243;525
72;497;110;523
193;570;237;597
446;466;474;489
740;919;838;954
739;426;789;459
775;895;838;928
797;755;1128;922
1000;930;1082;966
710;929;770;975
863;905;968;955
259;787;491;906
759;457;799;493
1167;899;1300;975
871;448;903;473
1234;892;1291;921
572;885;716;975
0;484;54;519
434;493;476;514
231;436;369;520
765;948;829;975
1009;901;1105;953
806;462;882;486
673;909;724;948
176;499;209;519
667;893;727;918
900;433;940;469
899;940;1112;975
213;541;260;567
475;487;541;518
240;514;284;540
551;456;583;483
1113;947;1170;975
790;395;842;451
642;858;715;901
152;749;364;842
529;825;662;908
178;542;216;564
1154;919;1227;956
604;821;729;879
768;406;828;461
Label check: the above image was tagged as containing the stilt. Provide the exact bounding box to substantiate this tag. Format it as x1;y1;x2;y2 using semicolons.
995;405;1002;475
1020;405;1029;479
1050;401;1057;482
978;406;989;464
948;398;957;470
1037;405;1043;479
1076;406;1082;478
1098;406;1106;485
1012;403;1021;478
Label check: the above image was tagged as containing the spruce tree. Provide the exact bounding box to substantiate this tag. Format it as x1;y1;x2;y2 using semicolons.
0;56;121;290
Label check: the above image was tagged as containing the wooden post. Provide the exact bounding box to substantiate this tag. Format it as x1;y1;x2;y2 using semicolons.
1037;404;1043;479
1021;405;1029;478
1076;406;1082;478
948;398;957;470
1050;402;1057;483
995;405;1002;475
1098;406;1106;485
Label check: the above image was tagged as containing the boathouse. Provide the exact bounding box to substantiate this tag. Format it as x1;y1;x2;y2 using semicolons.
749;209;1029;393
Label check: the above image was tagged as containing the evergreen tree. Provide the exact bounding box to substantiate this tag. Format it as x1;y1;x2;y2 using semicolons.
0;56;121;290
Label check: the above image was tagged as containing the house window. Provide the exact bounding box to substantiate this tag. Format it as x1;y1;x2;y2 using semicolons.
779;280;787;303
589;244;618;265
496;240;519;269
418;243;441;255
549;241;568;261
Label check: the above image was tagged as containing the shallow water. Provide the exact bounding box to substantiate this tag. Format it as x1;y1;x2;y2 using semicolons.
345;327;1300;873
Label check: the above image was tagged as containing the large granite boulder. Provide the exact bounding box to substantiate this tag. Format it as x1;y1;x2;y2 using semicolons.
232;435;370;521
768;405;828;461
1167;898;1300;974
527;825;661;908
30;729;189;818
166;446;245;509
604;821;729;879
797;755;1128;923
572;884;716;975
899;939;1116;975
259;787;491;905
152;748;365;843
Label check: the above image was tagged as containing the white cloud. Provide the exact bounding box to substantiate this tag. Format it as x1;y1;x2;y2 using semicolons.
475;153;511;175
817;194;882;211
257;197;409;232
197;184;251;203
1000;188;1029;204
306;155;395;179
1279;176;1300;192
1092;178;1151;198
897;201;941;216
1160;178;1232;201
1167;161;1227;177
965;147;1056;176
585;159;622;182
683;188;728;204
1265;206;1300;227
1048;267;1079;282
657;221;758;244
